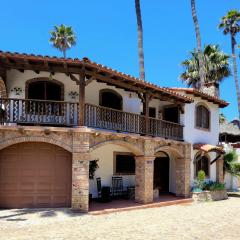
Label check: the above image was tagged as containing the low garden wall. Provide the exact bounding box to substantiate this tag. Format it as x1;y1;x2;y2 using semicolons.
192;190;228;202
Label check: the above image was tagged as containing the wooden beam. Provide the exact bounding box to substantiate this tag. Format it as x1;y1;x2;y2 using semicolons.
143;93;150;134
79;69;85;126
85;76;95;86
1;59;187;104
69;73;79;85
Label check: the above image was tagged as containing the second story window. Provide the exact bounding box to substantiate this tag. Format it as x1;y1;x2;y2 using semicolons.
99;89;123;111
195;104;210;130
27;78;63;101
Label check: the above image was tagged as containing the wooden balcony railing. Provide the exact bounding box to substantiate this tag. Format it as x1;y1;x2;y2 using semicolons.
0;98;184;140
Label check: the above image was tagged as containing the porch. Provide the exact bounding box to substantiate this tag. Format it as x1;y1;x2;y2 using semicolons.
0;98;184;141
89;195;193;215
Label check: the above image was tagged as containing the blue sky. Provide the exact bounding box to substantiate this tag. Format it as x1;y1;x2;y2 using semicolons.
0;0;239;120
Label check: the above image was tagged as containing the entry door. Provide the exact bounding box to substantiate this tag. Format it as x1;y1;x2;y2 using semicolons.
154;157;169;192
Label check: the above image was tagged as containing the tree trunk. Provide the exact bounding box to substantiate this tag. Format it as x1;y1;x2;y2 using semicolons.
135;0;145;80
191;0;205;89
231;35;240;119
63;49;66;58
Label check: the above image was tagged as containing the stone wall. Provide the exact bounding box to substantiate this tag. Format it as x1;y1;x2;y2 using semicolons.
0;125;192;212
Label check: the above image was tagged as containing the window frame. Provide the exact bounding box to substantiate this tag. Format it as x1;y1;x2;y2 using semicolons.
113;152;135;176
194;152;210;178
195;103;211;131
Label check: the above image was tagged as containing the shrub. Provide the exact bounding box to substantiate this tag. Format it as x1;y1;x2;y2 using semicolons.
193;170;206;191
204;181;226;191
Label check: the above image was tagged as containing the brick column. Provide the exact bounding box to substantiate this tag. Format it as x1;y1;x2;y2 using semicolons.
71;129;91;212
175;145;191;197
216;157;224;183
72;152;90;212
135;156;155;203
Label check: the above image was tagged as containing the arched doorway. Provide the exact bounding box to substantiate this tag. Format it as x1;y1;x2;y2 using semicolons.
99;89;123;110
0;142;72;209
154;152;170;193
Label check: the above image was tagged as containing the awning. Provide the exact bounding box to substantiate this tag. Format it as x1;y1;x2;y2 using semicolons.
193;143;225;154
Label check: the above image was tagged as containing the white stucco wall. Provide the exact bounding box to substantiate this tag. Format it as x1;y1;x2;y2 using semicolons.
89;144;135;198
90;145;177;198
222;143;239;190
182;95;219;145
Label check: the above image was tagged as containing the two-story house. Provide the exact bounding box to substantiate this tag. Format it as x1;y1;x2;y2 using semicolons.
0;51;228;212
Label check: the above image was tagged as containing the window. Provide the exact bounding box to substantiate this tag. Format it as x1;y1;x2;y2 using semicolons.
163;106;179;123
114;153;135;175
99;89;122;110
195;105;210;130
194;153;209;177
26;78;64;115
27;80;62;101
149;107;156;118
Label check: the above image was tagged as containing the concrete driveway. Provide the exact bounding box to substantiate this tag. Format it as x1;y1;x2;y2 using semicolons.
1;194;240;240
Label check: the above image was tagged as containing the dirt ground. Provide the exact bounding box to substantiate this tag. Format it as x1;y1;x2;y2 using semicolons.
1;194;240;240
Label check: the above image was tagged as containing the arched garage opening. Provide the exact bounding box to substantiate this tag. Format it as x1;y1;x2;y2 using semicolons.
0;142;72;209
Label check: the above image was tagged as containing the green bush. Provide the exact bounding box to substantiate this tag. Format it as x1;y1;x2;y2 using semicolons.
193;170;206;191
204;181;226;191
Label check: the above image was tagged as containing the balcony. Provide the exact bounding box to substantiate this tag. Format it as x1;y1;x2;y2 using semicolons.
0;98;184;141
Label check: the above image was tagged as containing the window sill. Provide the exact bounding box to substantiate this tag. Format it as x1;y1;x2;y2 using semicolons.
195;126;211;132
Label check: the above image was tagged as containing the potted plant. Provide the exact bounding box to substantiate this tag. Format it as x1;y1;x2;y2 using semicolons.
192;170;228;201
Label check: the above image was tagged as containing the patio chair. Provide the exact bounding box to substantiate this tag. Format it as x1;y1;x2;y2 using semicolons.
112;176;126;198
96;177;102;199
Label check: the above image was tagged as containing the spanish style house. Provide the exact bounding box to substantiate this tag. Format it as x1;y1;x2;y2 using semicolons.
0;51;228;212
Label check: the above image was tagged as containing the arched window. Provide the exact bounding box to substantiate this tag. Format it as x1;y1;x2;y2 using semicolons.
99;89;123;110
195;104;210;130
26;78;63;101
194;152;210;177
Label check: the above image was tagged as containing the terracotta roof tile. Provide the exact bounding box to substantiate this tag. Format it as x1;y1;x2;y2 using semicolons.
168;88;229;108
0;51;193;103
193;143;225;154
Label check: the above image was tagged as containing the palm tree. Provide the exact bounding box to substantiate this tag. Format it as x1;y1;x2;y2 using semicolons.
224;150;240;189
50;24;76;58
135;0;145;80
190;0;206;89
181;45;231;89
219;10;240;119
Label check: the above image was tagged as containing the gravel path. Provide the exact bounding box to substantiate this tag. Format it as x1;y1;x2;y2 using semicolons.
1;196;240;240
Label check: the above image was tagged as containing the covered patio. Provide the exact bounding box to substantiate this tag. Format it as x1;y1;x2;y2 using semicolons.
89;195;193;215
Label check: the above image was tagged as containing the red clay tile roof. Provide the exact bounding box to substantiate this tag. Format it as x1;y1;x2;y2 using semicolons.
0;51;193;103
193;143;225;154
168;88;229;108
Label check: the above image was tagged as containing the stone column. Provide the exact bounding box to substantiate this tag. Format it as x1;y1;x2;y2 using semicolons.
71;129;91;212
72;152;90;212
216;156;224;183
175;144;191;197
135;156;155;203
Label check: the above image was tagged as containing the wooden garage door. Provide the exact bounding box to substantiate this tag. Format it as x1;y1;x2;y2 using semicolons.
0;142;72;209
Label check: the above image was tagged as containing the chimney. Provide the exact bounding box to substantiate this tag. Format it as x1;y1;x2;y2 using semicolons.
201;82;219;98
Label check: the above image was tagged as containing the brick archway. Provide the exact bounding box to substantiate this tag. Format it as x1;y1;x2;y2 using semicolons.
90;139;144;156
0;136;72;152
155;146;184;158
